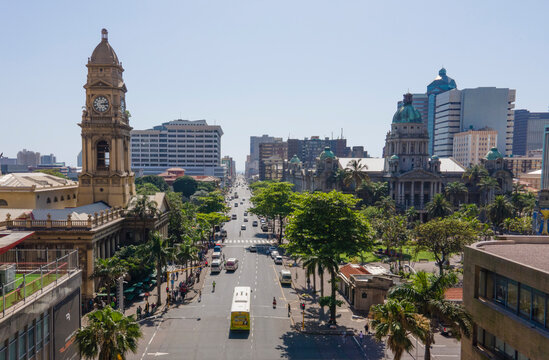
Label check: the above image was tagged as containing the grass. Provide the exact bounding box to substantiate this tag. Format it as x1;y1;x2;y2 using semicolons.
347;244;437;264
0;273;61;312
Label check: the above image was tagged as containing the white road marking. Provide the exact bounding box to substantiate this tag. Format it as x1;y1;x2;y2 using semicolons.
140;318;164;360
146;352;169;357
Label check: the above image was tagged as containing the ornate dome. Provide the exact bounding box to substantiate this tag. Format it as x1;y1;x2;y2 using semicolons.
392;93;422;123
289;154;302;164
485;147;503;160
319;147;335;160
390;154;399;160
90;29;119;65
431;155;439;160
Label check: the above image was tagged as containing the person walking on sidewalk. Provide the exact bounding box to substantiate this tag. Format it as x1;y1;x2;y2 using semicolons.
199;290;202;302
359;331;364;345
287;303;291;317
341;331;347;344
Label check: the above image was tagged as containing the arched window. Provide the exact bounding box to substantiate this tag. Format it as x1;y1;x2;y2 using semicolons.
54;197;58;202
0;199;7;207
97;140;110;170
47;198;51;204
73;194;76;199
60;196;64;201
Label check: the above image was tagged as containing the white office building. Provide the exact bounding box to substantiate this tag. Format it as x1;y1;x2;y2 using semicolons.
433;87;515;158
131;119;224;177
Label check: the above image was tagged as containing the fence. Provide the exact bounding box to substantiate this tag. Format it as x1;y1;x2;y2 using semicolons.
3;208;125;230
0;249;79;318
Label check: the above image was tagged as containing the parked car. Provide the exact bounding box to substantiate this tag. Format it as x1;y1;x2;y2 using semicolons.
274;255;283;265
244;212;248;216
232;214;237;220
267;246;277;255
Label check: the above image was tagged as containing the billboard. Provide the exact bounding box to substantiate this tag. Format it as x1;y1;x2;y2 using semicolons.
53;289;81;360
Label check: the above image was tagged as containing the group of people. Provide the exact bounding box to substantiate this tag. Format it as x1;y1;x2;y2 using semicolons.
136;301;156;320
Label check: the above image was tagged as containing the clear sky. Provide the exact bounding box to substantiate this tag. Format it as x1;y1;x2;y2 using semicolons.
1;0;548;171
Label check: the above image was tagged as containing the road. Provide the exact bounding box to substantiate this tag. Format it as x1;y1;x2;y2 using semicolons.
129;180;365;360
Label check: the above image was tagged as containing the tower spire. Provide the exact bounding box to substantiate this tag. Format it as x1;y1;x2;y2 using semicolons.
101;28;108;41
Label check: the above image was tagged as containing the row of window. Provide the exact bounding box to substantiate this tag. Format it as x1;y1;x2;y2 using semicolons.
0;313;50;360
478;269;549;330
476;326;529;360
45;193;76;204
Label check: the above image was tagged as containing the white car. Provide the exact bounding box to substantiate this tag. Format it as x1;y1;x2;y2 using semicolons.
270;250;279;259
211;259;223;273
274;255;283;265
225;258;239;271
212;251;221;259
241;224;246;230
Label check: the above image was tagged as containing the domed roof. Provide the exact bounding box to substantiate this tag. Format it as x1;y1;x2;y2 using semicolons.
431;155;439;160
390;154;399;160
319;147;335;160
393;93;422;123
427;67;457;95
485;147;503;160
90;29;119;65
289;154;301;164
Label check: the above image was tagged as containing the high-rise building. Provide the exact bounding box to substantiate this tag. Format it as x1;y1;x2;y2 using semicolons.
130;119;224;177
246;135;281;178
433;87;515;158
259;141;287;181
16;149;40;167
427;68;458;155
287;137;347;169
512;109;549;156
452;128;498;167
40;153;57;165
542;125;549;190
221;156;236;180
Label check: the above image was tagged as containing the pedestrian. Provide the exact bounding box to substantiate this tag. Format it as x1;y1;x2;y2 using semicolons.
359;331;364;344
364;322;369;334
288;303;291;317
199;290;202;302
341;331;347;344
136;305;142;320
145;302;150;315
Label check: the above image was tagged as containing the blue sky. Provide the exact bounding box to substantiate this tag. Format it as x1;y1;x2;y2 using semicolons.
1;0;548;170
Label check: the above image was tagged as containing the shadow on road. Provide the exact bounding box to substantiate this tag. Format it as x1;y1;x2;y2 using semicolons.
228;330;250;339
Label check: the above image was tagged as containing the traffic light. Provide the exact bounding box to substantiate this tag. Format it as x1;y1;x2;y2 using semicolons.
300;302;305;310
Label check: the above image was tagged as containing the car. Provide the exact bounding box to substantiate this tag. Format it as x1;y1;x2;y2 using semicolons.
274;255;283;264
221;229;227;237
440;323;454;337
261;224;268;232
270;250;279;259
241;225;246;230
234;203;238;207
212;251;221;259
252;220;258;227
232;214;237;220
244;217;248;222
244;212;248;216
225;258;239;271
211;259;223;273
268;246;277;254
249;244;257;252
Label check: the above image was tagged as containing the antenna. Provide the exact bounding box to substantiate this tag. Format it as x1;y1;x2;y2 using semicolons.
341;128;343;139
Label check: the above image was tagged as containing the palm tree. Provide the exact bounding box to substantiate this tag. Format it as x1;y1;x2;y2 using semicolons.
512;182;526;194
426;194;452;219
91;257;128;305
478;176;500;205
76;306;142;360
140;231;174;306
389;271;472;360
370;299;430;360
175;238;199;281
444;182;468;208
343;159;369;191
462;164;489;185
128;195;159;243
487;195;514;232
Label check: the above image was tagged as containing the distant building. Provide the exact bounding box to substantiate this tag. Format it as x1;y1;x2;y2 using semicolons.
397;93;428;130
512;109;549;156
157;167;185;185
130;119;224;177
462;236;549;360
0;158;16;166
259;142;287;181
287;137;347;169
221;156;236;180
246;135;282;178
505;156;542;177
433;87;515;158
452;128;498;167
77;150;82;167
16;149;40;167
40;154;56;165
518;169;541;191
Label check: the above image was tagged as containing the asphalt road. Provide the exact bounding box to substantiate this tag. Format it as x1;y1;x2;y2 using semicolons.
129;180;365;360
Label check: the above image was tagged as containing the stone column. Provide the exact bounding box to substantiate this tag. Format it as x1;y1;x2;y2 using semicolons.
420;181;424;208
100;241;105;259
411;181;415;208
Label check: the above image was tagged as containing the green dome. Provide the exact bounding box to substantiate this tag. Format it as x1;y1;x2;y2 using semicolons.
431;155;439;160
319;147;335;160
289;154;301;164
390;154;399;160
485;147;503;160
393;93;422;123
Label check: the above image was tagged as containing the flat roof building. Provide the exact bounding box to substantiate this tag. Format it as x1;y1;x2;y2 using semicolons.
453;128;498;167
463;236;549;359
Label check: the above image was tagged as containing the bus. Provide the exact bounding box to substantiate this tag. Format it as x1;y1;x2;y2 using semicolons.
230;286;251;331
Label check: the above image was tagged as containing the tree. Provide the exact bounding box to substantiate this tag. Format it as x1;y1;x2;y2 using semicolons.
76;306;142;360
197;181;216;193
370;299;430;360
136;182;160;195
425;194;452;219
34;169;67;179
196;191;228;214
134;175;169;192
414;218;477;275
173;176;198;198
249;182;295;243
128;195;159;243
374;215;409;267
478;176;500;205
139;231;173;306
444;182;467;207
343;159;369;191
197;212;230;242
285;190;373;323
91;257;128;305
389;272;472;360
175;238;199;280
462;164;489;185
486;195;513;232
356;181;389;206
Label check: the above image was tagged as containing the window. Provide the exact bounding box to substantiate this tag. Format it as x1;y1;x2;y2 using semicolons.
507;281;518;312
54;197;58;203
97;140;110;169
36;320;42;350
532;291;545;325
27;326;34;357
18;330;25;359
0;200;7;207
46;198;51;204
519;285;532;319
44;314;49;344
60;195;64;201
8;337;15;360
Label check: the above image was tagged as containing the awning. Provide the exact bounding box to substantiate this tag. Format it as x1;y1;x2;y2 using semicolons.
0;231;34;255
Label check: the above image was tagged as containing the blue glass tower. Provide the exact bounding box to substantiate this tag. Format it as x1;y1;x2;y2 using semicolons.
426;68;457;155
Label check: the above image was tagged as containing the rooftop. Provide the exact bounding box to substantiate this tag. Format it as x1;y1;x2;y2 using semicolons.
0;173;77;190
474;238;549;273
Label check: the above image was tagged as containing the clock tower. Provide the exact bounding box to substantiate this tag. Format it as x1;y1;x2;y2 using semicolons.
77;29;135;207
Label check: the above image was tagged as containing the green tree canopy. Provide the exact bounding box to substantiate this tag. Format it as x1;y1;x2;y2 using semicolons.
343;159;369;190
426;193;452;220
249;182;295;243
356;180;389;206
173;176;198;198
195;190;228;214
197;212;230;241
76;306;142;360
136;182;160;195
91;257;128;305
444;181;468;207
414;217;478;275
285;190;373;323
486;195;514;231
138;231;174;305
34;169;67;178
135;175;169;192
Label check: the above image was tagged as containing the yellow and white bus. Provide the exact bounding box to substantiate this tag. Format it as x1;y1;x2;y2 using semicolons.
230;286;251;331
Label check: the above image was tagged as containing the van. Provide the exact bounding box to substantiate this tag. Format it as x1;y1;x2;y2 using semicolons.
226;258;239;271
212;251;221;259
211;259;223;273
214;245;221;253
279;270;292;284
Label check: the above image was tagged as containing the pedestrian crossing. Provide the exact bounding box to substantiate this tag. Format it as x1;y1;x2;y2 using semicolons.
224;239;275;244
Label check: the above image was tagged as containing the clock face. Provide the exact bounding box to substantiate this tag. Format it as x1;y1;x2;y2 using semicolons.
120;98;126;113
93;96;109;113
